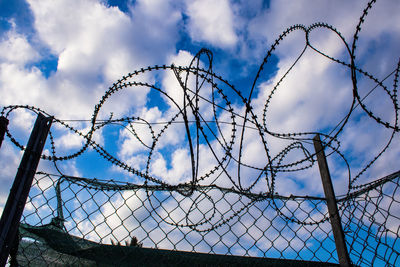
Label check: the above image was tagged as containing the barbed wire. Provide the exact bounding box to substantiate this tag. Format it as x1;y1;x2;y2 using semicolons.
1;0;400;265
2;0;399;228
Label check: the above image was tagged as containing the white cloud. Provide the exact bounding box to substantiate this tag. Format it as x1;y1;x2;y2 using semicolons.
0;142;22;216
185;0;237;48
0;0;186;181
248;1;363;46
151;149;192;184
163;50;195;108
0;25;39;64
54;128;85;150
118;107;162;157
12;0;182;120
0;63;46;107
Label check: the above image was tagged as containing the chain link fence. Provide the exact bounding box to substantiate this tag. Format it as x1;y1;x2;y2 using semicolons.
8;171;398;266
342;172;400;266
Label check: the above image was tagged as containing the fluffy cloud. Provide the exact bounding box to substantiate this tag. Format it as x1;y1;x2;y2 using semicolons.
25;0;181;117
0;25;39;64
0;0;183;220
0;142;22;214
185;0;238;48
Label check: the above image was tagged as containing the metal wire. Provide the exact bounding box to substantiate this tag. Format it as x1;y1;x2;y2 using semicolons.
1;0;399;265
13;171;400;266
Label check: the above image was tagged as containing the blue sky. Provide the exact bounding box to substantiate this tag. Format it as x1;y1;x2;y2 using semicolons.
1;0;399;205
0;0;399;260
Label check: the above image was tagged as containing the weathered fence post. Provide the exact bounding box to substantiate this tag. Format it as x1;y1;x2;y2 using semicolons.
0;116;9;149
0;113;52;267
313;134;351;267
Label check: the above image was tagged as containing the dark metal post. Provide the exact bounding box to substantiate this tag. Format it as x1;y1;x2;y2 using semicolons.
0;113;52;267
313;134;351;266
0;116;9;149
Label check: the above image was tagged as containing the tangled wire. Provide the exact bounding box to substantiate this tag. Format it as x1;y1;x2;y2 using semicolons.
1;0;399;230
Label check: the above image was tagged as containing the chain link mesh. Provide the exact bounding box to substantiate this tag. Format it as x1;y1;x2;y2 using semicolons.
12;171;400;266
16;172;338;265
341;173;400;266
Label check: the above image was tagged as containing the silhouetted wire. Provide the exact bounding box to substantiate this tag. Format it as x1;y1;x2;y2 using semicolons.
2;0;400;265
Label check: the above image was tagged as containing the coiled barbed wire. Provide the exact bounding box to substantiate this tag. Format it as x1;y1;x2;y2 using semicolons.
1;0;399;229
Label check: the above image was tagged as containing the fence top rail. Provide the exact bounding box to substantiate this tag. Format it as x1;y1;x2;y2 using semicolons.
337;170;400;202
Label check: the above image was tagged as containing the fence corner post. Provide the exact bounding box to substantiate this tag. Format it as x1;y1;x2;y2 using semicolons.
0;113;52;267
313;134;351;267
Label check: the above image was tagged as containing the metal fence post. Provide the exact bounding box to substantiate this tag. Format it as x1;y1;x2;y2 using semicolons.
0;116;9;149
313;134;351;267
0;113;52;267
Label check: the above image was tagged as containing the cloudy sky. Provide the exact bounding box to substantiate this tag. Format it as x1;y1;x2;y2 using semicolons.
0;0;399;248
